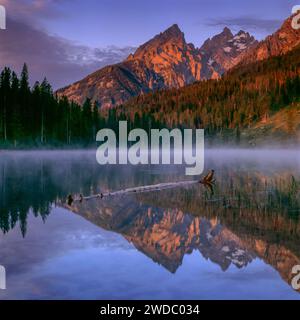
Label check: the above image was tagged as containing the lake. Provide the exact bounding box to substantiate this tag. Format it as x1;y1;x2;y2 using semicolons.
0;149;299;299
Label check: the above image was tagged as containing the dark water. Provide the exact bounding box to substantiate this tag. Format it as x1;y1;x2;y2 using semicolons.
0;150;300;300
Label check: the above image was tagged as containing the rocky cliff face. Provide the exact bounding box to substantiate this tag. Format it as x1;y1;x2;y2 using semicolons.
238;14;300;65
56;24;255;107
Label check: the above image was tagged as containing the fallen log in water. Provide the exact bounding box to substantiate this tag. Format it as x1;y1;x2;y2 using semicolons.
67;170;215;205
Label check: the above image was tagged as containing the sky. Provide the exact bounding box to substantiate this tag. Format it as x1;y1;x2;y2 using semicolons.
0;0;298;89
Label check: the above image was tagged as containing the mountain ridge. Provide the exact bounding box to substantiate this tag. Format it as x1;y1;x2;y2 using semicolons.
236;14;300;66
57;14;300;108
56;23;257;107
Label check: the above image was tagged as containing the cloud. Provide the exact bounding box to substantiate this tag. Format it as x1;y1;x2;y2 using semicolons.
1;0;65;23
205;16;282;34
0;17;135;89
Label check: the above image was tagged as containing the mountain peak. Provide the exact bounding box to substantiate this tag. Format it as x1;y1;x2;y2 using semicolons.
157;23;185;43
222;27;233;36
237;30;247;35
201;27;233;48
201;27;234;53
128;23;186;61
200;26;257;78
163;24;182;36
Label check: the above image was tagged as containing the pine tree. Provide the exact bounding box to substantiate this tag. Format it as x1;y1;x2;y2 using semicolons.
0;67;11;142
19;63;31;139
10;72;22;145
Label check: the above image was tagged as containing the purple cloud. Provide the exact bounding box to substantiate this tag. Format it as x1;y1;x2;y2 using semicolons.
0;15;135;89
205;16;282;34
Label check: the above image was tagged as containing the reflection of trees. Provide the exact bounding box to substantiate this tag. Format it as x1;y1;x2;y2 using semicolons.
1;153;299;240
1;159;53;236
139;170;300;218
138;171;300;246
0;154;184;235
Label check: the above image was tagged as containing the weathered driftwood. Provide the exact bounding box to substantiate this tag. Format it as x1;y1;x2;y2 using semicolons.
67;170;215;205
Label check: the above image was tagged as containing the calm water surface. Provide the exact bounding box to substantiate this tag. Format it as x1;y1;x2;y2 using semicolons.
0;150;299;299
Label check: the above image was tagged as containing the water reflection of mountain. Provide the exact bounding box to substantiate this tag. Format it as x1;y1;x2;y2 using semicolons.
67;194;254;272
66;182;300;292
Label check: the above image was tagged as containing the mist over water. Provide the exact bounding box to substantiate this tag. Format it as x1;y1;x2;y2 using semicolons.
0;149;299;299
